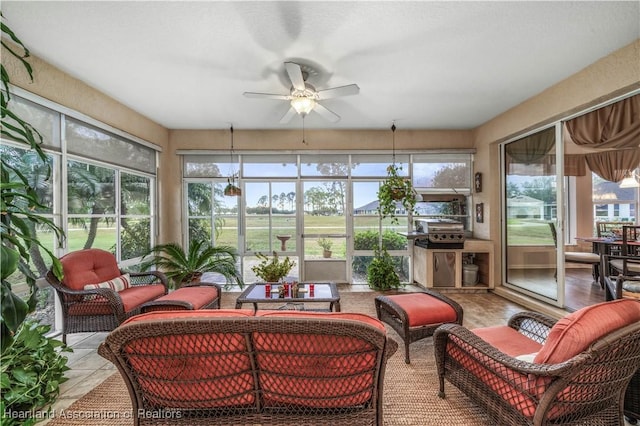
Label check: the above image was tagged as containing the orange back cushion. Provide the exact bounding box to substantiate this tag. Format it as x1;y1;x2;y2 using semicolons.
253;311;384;408
534;299;640;364
61;249;121;291
120;310;257;409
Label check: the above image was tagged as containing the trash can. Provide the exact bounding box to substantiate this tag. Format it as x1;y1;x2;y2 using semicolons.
462;264;479;286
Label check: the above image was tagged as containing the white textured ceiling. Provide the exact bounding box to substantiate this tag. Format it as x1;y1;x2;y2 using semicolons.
2;1;639;130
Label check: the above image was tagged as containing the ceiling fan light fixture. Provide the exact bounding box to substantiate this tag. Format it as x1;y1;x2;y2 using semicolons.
290;96;316;115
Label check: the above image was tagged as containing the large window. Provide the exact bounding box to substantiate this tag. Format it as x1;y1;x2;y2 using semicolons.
1;91;159;331
184;152;473;284
592;171;637;223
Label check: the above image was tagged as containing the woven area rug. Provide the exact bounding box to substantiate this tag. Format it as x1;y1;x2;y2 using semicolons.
48;290;490;426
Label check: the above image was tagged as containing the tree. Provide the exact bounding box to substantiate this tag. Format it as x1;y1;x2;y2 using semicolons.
431;163;469;188
506;181;521;198
286;191;295;210
521;177;556;205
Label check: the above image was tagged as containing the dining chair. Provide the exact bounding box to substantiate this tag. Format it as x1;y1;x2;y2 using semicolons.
548;223;601;284
597;222;626;256
607;226;640;278
596;221;625;238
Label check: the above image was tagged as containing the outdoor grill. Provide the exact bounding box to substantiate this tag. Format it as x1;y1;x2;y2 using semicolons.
413;219;465;249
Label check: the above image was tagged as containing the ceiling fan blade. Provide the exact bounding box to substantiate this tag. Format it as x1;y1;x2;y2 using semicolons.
243;92;290;100
279;106;297;123
314;103;340;122
284;62;306;91
317;84;360;100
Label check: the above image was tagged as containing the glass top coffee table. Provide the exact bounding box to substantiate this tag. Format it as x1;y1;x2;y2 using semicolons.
235;282;341;312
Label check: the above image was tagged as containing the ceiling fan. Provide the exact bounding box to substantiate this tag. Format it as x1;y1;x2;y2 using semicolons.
243;61;360;123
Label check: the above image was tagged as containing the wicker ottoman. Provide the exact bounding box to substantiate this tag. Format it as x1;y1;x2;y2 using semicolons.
140;283;221;313
375;290;463;363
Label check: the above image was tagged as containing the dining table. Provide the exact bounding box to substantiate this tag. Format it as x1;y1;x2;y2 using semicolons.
574;236;640;288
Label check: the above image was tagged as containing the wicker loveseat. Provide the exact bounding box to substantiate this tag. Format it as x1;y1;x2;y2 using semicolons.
46;248;168;343
434;299;640;426
98;309;398;426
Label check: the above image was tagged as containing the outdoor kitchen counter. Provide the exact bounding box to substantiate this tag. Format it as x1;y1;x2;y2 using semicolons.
412;239;494;291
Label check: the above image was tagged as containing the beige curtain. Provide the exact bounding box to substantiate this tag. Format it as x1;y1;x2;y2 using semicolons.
506;127;555;164
564;154;586;176
585;148;640;182
565;94;640;150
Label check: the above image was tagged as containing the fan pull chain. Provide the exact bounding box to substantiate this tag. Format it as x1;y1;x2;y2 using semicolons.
302;115;308;145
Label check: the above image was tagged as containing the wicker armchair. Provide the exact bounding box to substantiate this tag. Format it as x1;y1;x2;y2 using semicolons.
602;271;640;424
46;248;168;343
434;299;640;426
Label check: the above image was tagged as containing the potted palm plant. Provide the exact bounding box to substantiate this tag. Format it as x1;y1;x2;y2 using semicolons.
251;251;296;283
140;240;244;289
377;164;417;224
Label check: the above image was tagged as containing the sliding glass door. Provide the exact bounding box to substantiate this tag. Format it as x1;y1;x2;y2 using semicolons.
503;126;562;304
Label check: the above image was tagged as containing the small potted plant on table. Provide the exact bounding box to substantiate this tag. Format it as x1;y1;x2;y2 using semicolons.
251;251;296;283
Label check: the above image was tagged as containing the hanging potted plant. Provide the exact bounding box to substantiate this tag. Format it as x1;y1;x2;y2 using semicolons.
377;123;417;224
224;174;242;196
223;125;241;197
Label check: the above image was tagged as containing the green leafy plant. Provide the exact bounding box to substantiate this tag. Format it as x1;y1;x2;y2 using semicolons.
0;321;71;426
317;238;333;258
1;12;64;351
366;247;402;291
251;251;295;282
317;238;333;251
377;164;417;224
140;239;244;289
352;230;408;275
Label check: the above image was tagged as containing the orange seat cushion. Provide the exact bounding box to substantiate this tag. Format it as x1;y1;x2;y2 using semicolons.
67;284;167;316
124;309;256;324
119;285;167;312
534;299;640;364
386;293;458;327
256;310;386;331
148;286;219;309
472;326;542;357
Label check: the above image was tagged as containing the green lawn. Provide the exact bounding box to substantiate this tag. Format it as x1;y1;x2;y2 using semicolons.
506;219;555;245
